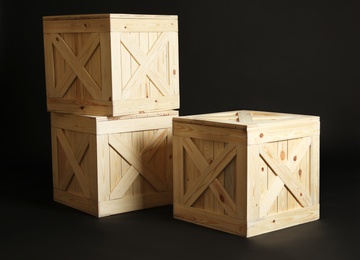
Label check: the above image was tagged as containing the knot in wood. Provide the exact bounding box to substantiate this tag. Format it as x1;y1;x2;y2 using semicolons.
219;194;225;203
280;151;286;161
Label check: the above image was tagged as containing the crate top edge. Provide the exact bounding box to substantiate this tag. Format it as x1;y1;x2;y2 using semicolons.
43;13;178;21
173;110;320;129
51;110;179;121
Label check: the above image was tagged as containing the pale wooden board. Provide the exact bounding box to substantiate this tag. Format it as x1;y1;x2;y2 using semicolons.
44;14;179;116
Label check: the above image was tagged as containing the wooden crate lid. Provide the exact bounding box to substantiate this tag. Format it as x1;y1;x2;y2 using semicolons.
173;110;319;130
43;13;178;33
43;13;178;21
93;110;179;122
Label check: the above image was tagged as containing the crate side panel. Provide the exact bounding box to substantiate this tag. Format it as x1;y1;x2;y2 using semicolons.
258;137;314;218
120;31;177;101
50;32;104;101
108;127;172;201
53;128;93;200
183;137;237;218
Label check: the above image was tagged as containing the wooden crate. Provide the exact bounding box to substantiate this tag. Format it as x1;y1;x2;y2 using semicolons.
50;110;178;217
43;13;179;116
172;110;320;237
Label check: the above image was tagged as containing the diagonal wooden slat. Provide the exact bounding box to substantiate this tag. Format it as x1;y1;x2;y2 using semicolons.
56;129;90;197
259;176;284;217
260;144;311;207
60;159;74;190
184;144;237;207
120;34;170;96
109;135;168;192
59;134;89;190
139;129;167;161
209;178;236;217
54;33;100;97
182;137;209;172
122;33;169;98
146;69;170;96
51;33;102;99
110;166;140;199
286;137;311;172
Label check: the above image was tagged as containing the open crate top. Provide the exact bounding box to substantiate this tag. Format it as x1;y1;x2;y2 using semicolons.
173;110;320;130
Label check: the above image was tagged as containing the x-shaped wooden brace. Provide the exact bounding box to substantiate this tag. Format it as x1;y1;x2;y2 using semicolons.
120;33;170;97
49;33;102;98
56;129;90;197
109;129;168;199
259;137;312;217
182;137;237;217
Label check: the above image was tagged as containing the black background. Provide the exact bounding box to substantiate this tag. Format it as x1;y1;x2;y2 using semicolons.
1;1;359;259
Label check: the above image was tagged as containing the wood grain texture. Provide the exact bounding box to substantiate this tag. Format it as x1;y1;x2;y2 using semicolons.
172;110;320;237
51;110;178;217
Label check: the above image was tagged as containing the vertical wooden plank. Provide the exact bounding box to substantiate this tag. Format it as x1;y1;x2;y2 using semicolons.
169;31;179;95
120;132;133;197
130;32;143;98
43;34;55;97
214;141;225;215
173;136;184;204
298;145;309;201
203;140;215;212
160;32;169;87
224;154;235;215
148;32;158;97
166;128;173;190
132;131;143;195
84;33;100;100
51;126;59;188
287;138;302;210
78;32;87;99
140;32;151;98
71;33;83;100
140;129;150;195
96;134;109;203
103;32;117;101
235;144;247;220
183;140;192;196
247;144;260;221
109;134;121;193
153;129;166;193
311;134;320;204
120;32;132;98
277;140;288;213
192;138;205;210
57;33;74;98
258;156;268;216
267;142;278;215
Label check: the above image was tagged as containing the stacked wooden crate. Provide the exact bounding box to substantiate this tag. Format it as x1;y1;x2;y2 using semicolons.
43;13;320;237
43;13;179;217
172;110;320;237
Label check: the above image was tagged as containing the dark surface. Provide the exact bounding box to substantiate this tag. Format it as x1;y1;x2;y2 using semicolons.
1;1;359;259
1;162;359;260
